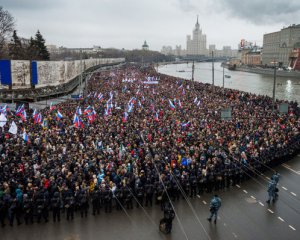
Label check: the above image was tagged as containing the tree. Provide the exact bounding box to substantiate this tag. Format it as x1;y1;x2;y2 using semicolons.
33;30;50;60
0;6;15;58
8;30;24;59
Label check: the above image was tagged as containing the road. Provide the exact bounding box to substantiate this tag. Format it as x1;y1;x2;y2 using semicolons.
2;155;300;240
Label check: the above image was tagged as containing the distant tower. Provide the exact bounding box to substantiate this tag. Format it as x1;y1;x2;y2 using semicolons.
186;15;207;56
142;40;149;50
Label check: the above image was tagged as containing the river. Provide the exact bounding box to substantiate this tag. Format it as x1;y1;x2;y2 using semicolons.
158;62;300;103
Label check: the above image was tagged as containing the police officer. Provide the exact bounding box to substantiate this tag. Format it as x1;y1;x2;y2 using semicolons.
145;180;154;207
160;202;175;234
50;192;61;222
0;194;6;227
266;179;276;204
36;191;48;223
91;187;101;215
78;189;89;218
207;194;221;224
189;173;197;198
103;186;112;213
65;191;75;221
23;193;34;224
271;172;280;198
124;186;133;210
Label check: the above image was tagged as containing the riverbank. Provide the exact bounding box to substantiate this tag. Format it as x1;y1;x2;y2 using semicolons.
226;65;300;78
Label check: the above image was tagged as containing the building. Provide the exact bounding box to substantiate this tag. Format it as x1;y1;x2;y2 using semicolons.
161;46;173;55
186;16;207;56
241;46;262;65
289;46;300;70
262;24;300;67
142;41;149;51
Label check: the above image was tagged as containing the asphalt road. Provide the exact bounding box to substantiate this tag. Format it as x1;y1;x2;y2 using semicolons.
2;155;300;240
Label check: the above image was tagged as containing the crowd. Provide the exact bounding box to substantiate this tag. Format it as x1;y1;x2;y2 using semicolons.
0;63;300;227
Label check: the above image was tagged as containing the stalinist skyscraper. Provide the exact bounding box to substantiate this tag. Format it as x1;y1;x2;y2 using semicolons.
186;16;207;56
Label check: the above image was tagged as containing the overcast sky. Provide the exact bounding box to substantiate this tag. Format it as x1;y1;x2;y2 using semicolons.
2;0;300;51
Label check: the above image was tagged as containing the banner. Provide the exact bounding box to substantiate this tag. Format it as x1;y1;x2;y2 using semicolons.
0;60;12;85
11;60;31;88
31;61;38;85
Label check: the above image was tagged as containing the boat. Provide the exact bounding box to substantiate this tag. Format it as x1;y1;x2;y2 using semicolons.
178;70;185;72
225;75;231;78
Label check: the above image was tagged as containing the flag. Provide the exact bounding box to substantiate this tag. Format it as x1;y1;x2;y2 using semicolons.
32;109;38;119
168;99;175;111
182;88;185;95
87;109;96;123
0;113;7;127
0;105;8;115
154;112;159;122
122;112;128;123
22;130;30;143
98;93;103;101
178;100;182;109
16;105;26;122
119;143;125;160
9;121;18;134
76;106;82;115
197;100;201;106
73;114;84;128
36;113;43;125
79;94;83;100
50;102;56;111
34;112;42;124
194;97;198;103
84;106;92;115
127;103;134;113
56;111;63;120
138;100;143;108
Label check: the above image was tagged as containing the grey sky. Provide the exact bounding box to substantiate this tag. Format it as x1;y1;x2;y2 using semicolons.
1;0;300;51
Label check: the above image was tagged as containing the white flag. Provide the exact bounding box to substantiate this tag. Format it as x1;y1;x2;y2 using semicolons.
0;113;7;127
9;121;18;135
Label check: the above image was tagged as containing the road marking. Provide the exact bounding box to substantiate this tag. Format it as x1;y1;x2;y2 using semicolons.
224;223;227;226
236;184;241;188
259;202;264;206
265;176;270;180
282;186;288;190
278;217;285;222
268;209;274;214
282;164;300;175
197;195;201;198
243;190;248;194
291;192;297;196
232;232;238;238
251;196;256;200
289;225;296;231
202;200;207;204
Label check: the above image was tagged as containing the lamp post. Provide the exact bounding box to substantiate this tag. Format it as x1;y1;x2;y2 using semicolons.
271;60;277;113
212;50;215;87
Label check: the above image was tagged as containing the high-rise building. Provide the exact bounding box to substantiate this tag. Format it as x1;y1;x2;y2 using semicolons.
186;16;207;56
262;24;300;67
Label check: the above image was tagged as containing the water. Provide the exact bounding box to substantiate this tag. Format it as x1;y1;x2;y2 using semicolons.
158;62;300;103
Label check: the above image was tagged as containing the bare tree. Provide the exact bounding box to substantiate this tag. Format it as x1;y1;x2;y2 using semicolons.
0;6;15;58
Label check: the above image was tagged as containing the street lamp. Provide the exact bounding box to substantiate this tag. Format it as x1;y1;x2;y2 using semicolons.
270;60;278;113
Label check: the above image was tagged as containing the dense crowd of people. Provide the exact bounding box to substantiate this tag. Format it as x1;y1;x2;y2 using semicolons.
0;63;299;227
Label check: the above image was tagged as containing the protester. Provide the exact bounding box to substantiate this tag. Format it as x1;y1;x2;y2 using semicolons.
0;63;299;227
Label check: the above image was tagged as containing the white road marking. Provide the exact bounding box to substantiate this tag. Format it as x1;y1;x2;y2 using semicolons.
291;192;297;196
224;223;227;226
289;225;296;231
278;217;284;222
282;164;300;175
202;200;207;204
243;190;248;194
265;176;270;180
232;232;238;238
251;196;256;200
259;202;264;206
268;209;274;214
281;186;288;190
197;195;201;198
236;184;241;188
